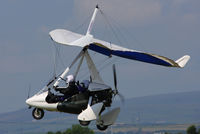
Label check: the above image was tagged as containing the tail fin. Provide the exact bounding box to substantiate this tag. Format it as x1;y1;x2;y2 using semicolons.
175;55;190;68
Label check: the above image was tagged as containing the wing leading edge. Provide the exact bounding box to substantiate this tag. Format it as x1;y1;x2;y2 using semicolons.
49;29;190;68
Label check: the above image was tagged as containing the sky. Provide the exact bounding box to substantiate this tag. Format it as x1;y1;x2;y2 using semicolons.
0;0;200;114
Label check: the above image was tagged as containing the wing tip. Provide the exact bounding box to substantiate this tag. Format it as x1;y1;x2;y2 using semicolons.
175;55;191;68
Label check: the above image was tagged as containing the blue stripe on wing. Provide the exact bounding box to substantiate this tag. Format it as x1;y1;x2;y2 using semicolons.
89;43;173;67
112;50;172;66
89;43;112;56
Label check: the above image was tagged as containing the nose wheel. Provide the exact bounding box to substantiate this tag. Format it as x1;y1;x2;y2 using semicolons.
96;124;108;131
96;120;108;131
79;120;90;126
32;108;44;120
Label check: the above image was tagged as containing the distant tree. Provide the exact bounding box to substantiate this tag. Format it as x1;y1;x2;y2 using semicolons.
47;124;94;134
187;125;197;134
63;124;94;134
47;132;54;134
55;131;62;134
198;129;200;134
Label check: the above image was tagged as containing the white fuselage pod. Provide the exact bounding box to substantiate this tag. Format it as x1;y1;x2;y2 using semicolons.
26;91;58;111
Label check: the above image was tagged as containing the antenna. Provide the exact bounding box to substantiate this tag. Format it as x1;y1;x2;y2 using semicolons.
27;84;31;99
27;84;32;109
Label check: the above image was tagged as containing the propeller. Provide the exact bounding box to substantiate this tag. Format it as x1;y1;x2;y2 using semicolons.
113;64;117;90
112;64;125;103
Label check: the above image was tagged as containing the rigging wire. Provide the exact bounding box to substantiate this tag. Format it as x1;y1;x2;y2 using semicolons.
98;57;119;72
50;41;66;79
71;14;92;34
53;42;66;69
78;54;111;80
99;9;123;46
49;41;58;77
100;9;147;52
78;56;121;81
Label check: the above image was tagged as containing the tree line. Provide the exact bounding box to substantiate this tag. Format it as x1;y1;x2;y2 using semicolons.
47;124;200;134
47;124;94;134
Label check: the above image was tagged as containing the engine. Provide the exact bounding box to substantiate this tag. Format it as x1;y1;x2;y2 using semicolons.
90;88;113;107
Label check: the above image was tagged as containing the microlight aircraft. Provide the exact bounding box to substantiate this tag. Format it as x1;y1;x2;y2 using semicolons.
26;5;190;131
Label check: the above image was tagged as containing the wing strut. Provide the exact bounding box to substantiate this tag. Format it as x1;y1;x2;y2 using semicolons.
53;49;85;87
85;50;104;84
74;55;84;80
53;48;104;87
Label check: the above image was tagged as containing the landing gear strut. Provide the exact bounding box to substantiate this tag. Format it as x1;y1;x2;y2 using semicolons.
32;108;44;120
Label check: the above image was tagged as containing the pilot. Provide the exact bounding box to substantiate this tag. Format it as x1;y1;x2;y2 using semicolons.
77;80;90;93
55;75;79;99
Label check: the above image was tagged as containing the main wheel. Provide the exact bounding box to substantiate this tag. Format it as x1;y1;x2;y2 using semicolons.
79;120;90;126
32;108;44;120
96;124;108;131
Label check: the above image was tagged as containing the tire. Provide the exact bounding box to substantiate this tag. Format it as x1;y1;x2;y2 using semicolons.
32;108;44;120
96;124;108;131
79;120;90;126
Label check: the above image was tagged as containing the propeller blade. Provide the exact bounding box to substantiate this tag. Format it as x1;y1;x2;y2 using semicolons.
117;93;125;104
112;64;117;90
112;64;125;104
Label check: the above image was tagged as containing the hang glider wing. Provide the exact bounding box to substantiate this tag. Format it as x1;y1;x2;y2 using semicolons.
49;29;190;68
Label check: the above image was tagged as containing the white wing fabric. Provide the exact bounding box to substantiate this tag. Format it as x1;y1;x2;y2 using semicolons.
49;29;83;47
49;29;190;68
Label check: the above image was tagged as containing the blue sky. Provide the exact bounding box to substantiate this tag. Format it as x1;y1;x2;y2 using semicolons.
0;0;200;114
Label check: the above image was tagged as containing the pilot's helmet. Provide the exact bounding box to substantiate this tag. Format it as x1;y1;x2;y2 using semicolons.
66;75;74;83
